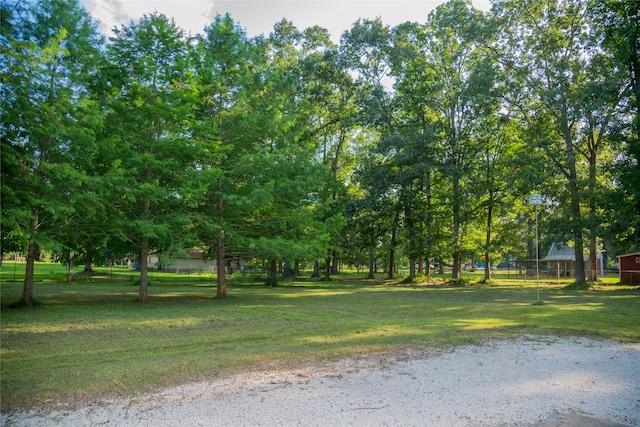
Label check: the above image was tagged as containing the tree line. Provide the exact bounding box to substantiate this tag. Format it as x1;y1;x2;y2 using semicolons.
1;0;638;306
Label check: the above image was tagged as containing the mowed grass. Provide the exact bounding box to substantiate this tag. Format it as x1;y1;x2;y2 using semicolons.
1;267;638;412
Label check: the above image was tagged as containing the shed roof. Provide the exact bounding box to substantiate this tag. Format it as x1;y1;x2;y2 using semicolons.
542;242;577;261
617;252;640;258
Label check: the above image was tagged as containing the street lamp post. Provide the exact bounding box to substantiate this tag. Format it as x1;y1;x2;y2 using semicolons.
529;194;543;304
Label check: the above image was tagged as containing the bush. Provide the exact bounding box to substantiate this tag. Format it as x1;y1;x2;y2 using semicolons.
448;278;470;286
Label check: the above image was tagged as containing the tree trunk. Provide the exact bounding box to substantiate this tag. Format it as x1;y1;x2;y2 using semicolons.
268;259;278;286
216;229;227;297
22;205;40;307
84;257;93;273
408;239;416;281
367;244;375;279
588;238;598;282
417;182;426;277
139;236;149;302
424;256;431;278
330;129;346;278
452;219;461;279
586;134;599;282
388;208;399;280
405;198;416;281
484;192;493;282
388;225;396;280
425;172;432;278
138;181;152;302
311;260;320;278
564;126;587;286
324;250;331;280
569;186;586;285
331;250;339;275
67;251;74;282
451;177;462;280
572;234;586;285
22;240;37;307
83;241;94;273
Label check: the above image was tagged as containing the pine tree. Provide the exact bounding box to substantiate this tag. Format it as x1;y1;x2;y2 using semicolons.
1;0;104;306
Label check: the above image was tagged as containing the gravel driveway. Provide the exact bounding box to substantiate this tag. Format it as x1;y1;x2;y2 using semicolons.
3;336;639;426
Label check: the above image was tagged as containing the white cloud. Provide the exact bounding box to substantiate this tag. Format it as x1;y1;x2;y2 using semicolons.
82;0;491;41
83;0;217;36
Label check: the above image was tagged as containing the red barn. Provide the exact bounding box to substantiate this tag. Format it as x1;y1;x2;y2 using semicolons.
617;253;640;285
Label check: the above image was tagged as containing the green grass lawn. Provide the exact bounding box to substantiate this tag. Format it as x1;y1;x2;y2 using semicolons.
1;263;638;412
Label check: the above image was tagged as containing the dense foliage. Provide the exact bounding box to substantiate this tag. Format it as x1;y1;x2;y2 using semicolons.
2;0;638;304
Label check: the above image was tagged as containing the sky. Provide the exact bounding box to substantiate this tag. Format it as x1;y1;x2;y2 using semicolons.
81;0;491;43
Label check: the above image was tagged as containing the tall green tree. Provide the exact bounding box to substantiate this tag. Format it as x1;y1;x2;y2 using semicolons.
390;20;452;279
245;20;331;286
421;0;490;279
1;0;103;306
576;47;625;280
493;0;608;285
471;115;533;281
595;0;640;253
1;1;27;267
351;145;404;279
342;18;404;277
107;13;198;302
194;14;261;297
299;26;358;278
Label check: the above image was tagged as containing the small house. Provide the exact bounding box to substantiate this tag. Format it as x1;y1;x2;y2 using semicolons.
541;242;603;279
147;248;245;274
617;252;640;285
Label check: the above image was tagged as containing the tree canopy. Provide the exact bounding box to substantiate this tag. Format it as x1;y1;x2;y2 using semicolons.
2;0;637;305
